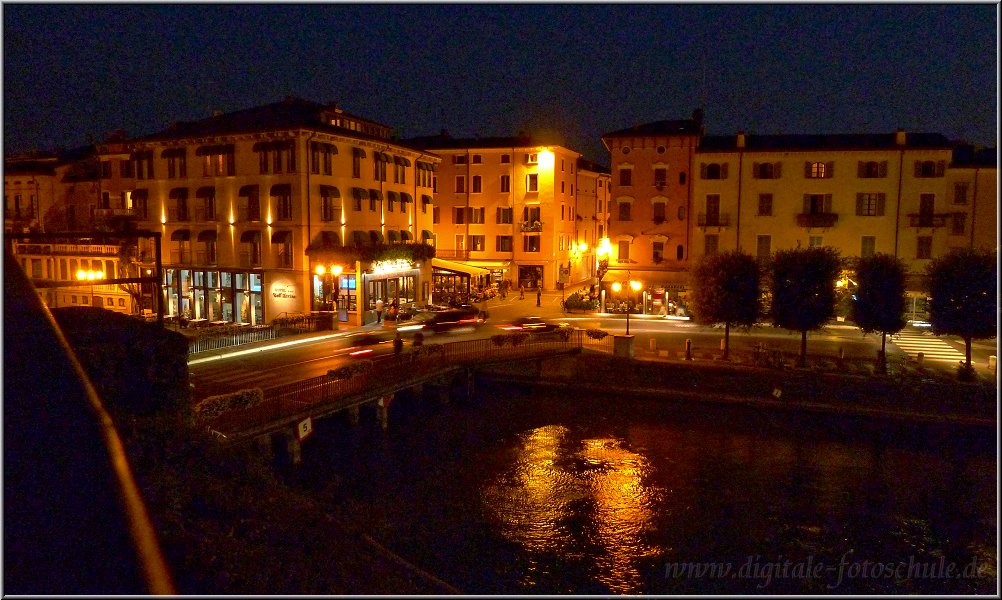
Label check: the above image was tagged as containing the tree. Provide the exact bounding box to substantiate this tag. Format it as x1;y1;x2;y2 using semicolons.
689;251;760;359
769;246;842;368
852;253;907;373
926;248;997;378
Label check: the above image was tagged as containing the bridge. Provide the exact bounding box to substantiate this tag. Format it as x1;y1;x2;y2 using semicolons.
202;332;585;460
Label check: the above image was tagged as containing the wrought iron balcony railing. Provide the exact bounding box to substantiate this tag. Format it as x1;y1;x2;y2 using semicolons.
697;213;730;227
796;212;839;228
907;213;949;228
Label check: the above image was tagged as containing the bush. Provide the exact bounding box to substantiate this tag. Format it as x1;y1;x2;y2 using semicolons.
585;328;609;340
327;360;373;380
564;292;598;311
192;388;264;422
491;334;509;347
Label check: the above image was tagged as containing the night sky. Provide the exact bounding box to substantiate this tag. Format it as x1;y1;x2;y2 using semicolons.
3;3;997;164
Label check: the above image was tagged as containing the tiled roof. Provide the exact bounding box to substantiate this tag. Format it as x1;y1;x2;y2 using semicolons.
951;145;997;168
601;119;702;138
699;132;952;152
403;132;562;151
576;157;610;174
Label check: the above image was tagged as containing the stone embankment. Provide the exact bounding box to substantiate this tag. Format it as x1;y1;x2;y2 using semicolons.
478;350;996;428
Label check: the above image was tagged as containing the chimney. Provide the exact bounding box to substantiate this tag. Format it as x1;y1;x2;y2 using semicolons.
736;131;746;149
895;129;907;146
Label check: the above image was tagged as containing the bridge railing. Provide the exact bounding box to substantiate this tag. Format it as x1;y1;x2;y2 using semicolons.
209;331;583;439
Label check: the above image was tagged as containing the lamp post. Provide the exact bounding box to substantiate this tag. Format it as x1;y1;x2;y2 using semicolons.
611;274;643;335
76;268;105;308
595;237;610;311
315;264;343;310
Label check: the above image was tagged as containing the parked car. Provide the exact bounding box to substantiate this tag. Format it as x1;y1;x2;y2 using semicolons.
342;331;396;357
397;307;487;333
495;316;571;333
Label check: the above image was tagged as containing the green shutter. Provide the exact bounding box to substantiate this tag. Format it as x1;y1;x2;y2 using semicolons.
856;193;864;215
877;194;885;216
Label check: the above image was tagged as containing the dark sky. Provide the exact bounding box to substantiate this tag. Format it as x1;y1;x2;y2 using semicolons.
3;3;997;164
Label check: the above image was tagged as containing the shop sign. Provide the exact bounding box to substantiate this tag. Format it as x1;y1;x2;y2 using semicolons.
271;283;297;299
372;259;413;275
296;417;313;441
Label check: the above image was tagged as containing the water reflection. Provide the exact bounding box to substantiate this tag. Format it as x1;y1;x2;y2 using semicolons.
481;427;660;592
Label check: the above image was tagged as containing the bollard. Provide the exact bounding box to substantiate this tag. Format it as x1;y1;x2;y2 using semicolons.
685;339;693;361
650;338;657;351
720;339;726;351
838;346;844;361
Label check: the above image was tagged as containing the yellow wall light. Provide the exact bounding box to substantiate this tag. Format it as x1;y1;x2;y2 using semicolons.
538;149;555;169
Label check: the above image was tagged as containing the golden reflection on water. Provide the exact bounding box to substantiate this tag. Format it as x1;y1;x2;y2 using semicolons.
481;425;660;593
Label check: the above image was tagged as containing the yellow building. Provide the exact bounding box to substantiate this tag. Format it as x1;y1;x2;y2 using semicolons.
4;150;59;234
86;97;439;325
406;133;590;293
573;157;612;283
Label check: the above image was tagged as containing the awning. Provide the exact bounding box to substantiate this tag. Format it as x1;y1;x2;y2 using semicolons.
399;192;413;203
271;183;291;196
416;162;431;171
421;194;433;204
239;184;259;197
400;230;413;241
240;230;261;243
386;191;399;202
352;187;367;200
197;230;217;242
603;269;688;288
421;229;434;240
169;187;188;199
386;230;399;243
369;189;382;201
353;147;366;158
312;141;338;154
376;152;391;162
170;229;190;241
351;230;368;246
308;230;341;251
195;186;215;199
369;230;384;244
465;260;512;269
161;148;186;158
319;185;340;198
432;258;491;276
131;189;148;201
271;230;292;244
394;156;411;166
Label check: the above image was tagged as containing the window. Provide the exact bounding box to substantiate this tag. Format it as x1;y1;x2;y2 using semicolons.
118;298;125;307
523;206;541;224
861;236;876;258
352;152;362;178
496;235;513;252
619;168;632;186
454;154;467;164
701;163;728;179
202;192;216;221
561;181;565;194
166;153;186;179
809;236;823;248
523;235;540;252
754;162;780;179
472;175;482;194
201;147;234;177
803;193;832;214
497;206;513;224
561;204;565;220
805;161;833;179
455;175;466;194
454;207;465;224
526;173;538;192
310;142;334;175
652;241;664;263
120;159;133;178
618;240;630;261
470;207;486;224
857;161;887;178
951;213;966;235
525;153;537;164
756;235;771;262
500;154;511;164
276;193;292;221
704;234;718;256
469;235;485;251
500;174;510;193
618;201;631;221
654;167;667;187
757;193;773;216
373;155;387;181
919;194;935;223
653;202;666;223
677;244;684;260
953;182;969;204
915;160;945;178
917;236;932;259
472;154;482;164
133;151;154;179
679;171;687;185
855;193;885;216
321;192;340;222
433;206;440;223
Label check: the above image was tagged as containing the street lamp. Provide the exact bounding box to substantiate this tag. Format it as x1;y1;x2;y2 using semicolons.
315;264;343;311
611;274;643;335
76;269;105;307
595;237;610;311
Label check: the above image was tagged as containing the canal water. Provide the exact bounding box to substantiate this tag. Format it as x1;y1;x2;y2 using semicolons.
296;384;996;594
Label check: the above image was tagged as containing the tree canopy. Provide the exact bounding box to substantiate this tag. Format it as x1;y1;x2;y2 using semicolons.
690;251;760;358
852;253;907;373
770;246;842;367
927;248;997;374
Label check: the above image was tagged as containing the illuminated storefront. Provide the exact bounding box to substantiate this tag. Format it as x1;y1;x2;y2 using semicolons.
165;268;263;324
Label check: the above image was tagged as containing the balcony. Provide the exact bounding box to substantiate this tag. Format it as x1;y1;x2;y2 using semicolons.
167;207;190;222
436;249;471;260
796;213;838;228
907;213;949;228
170;250;191;264
519;221;543;233
697;213;731;227
94;208;138;219
195;250;217;265
194;207;217;222
239;250;262;268
237;207;261;222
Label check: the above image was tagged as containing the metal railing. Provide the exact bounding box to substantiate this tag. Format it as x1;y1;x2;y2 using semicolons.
907;213;949;228
697;213;731;227
187;324;276;354
796;212;838;228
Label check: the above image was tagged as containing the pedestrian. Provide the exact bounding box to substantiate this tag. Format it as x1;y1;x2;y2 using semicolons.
519;284;525;300
393;331;403;356
375;298;384;323
388;301;399;322
536;287;541;307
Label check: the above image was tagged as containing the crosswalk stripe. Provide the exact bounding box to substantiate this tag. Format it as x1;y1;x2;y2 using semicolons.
892;331;966;362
